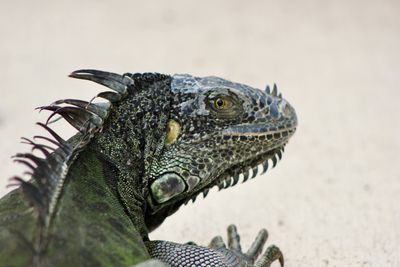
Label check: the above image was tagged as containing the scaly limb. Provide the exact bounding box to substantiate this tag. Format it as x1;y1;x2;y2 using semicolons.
146;225;283;267
208;224;284;267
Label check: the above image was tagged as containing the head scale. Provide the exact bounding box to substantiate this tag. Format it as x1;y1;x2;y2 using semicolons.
147;74;297;212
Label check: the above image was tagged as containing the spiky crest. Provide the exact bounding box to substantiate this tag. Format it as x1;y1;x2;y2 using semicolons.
8;69;144;255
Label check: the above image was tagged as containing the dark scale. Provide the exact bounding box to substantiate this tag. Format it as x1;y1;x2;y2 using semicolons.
0;69;297;267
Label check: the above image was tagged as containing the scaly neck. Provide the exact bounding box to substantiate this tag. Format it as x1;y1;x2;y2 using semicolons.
86;76;173;235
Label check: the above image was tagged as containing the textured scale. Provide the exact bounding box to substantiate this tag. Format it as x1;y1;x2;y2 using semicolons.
0;69;297;267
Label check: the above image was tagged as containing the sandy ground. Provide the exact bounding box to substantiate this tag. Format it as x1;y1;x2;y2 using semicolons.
0;0;399;266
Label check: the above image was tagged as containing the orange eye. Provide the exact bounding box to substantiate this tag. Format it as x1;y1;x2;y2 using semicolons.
214;98;231;110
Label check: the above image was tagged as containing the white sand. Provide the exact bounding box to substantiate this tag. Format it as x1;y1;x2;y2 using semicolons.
0;1;399;266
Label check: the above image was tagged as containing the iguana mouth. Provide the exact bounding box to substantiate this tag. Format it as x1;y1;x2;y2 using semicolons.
222;124;297;137
183;144;287;205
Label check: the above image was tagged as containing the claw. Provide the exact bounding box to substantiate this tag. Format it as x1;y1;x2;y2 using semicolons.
209;235;226;249
208;225;283;267
246;229;268;262
227;224;242;252
255;245;284;267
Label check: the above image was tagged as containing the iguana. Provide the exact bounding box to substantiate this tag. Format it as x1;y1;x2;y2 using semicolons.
0;69;297;267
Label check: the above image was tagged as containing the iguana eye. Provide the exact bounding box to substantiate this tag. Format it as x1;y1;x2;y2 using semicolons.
206;92;242;119
214;98;232;110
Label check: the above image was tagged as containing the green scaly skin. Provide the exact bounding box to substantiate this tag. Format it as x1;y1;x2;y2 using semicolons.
0;70;297;267
0;150;149;266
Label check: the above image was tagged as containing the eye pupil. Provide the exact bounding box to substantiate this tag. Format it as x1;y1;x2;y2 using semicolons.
216;98;224;108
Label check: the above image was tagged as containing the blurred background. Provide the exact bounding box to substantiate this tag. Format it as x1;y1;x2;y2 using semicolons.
0;0;399;266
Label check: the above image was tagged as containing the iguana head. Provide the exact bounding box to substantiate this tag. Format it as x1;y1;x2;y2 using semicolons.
147;74;297;213
15;69;296;230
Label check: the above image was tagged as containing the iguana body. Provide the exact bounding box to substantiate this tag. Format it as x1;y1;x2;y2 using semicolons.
0;70;297;267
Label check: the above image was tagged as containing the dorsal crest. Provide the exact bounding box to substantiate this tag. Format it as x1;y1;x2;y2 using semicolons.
9;69;170;254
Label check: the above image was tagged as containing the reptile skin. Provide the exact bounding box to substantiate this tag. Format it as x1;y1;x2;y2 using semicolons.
0;70;297;267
